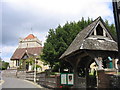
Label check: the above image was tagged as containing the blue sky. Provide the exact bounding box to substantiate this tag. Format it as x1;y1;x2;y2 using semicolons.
1;0;115;62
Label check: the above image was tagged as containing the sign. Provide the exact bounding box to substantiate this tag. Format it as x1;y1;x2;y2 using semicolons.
67;74;74;85
61;74;67;84
60;73;74;85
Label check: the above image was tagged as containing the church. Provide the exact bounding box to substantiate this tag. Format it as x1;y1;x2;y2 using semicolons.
10;34;49;72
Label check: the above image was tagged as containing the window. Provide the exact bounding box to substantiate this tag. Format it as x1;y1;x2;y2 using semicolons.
96;24;103;36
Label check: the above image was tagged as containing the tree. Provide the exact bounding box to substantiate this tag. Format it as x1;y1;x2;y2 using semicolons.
41;17;116;70
0;59;9;70
105;20;117;40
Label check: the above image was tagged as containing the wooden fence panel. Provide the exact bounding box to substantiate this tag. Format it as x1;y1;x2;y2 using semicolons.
17;71;60;88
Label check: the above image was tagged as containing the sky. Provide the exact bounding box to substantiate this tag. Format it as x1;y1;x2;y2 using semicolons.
1;0;115;62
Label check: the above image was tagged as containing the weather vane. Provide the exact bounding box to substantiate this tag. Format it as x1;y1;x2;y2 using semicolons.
31;27;33;34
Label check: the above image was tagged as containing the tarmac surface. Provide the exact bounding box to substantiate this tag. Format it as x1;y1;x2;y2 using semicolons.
1;77;43;88
0;70;50;90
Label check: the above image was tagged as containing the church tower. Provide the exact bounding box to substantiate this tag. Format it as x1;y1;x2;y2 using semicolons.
18;34;42;48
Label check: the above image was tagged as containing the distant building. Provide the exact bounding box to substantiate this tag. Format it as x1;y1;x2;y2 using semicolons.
18;34;42;48
10;34;49;72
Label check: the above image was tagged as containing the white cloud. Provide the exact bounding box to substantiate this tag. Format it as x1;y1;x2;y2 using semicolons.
2;57;10;62
2;45;17;60
2;46;17;55
3;0;113;21
2;0;114;62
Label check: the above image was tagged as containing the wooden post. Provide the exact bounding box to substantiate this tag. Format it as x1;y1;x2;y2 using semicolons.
95;57;103;70
112;0;120;72
73;65;78;88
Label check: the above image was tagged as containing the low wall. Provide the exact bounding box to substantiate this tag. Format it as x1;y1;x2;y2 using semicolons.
97;70;120;89
2;69;17;78
17;70;26;79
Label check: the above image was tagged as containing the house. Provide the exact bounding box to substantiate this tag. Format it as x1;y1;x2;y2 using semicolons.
60;17;118;89
10;34;49;72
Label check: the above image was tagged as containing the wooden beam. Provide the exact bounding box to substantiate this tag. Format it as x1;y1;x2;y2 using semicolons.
112;0;120;65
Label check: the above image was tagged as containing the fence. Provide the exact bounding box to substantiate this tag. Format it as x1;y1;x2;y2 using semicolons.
26;71;34;81
24;71;60;88
39;73;60;88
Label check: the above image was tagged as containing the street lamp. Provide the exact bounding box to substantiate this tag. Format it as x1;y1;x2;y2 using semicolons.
34;54;37;83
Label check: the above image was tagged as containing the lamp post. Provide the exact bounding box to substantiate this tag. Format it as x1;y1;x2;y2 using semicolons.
112;0;120;72
34;54;37;83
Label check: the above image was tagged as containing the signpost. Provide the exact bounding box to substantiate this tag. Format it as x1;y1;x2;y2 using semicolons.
112;0;120;72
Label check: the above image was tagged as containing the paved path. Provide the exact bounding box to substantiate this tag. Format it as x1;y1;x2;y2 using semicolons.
1;77;43;88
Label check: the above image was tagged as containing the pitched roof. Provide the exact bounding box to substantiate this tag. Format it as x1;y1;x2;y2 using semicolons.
24;34;36;40
11;47;43;60
60;17;118;59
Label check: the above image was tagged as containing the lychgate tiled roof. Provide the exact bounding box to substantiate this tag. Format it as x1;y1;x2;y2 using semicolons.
11;47;43;60
60;17;118;59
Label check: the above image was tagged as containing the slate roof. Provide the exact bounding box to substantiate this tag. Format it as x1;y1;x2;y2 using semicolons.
11;47;43;60
60;17;118;59
81;38;118;51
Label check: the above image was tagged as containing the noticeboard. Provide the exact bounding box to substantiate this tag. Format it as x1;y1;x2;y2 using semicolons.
61;74;67;84
60;73;74;85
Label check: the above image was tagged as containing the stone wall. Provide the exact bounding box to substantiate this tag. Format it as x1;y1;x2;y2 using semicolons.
97;70;120;89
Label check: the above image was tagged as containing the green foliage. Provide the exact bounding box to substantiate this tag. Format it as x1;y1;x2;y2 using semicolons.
26;57;34;65
32;64;42;71
41;17;93;68
18;59;26;70
41;17;116;69
105;20;116;40
19;57;43;71
0;59;9;70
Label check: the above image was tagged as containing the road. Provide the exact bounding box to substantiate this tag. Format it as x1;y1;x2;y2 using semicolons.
0;70;50;90
1;77;43;89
